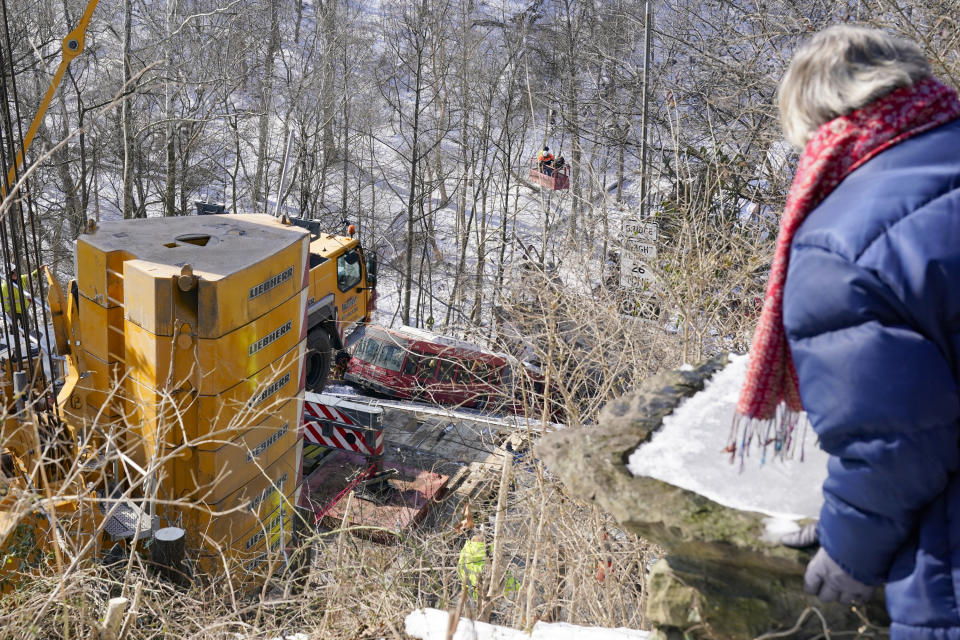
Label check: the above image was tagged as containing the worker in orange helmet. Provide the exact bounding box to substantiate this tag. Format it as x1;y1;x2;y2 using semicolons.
537;146;554;176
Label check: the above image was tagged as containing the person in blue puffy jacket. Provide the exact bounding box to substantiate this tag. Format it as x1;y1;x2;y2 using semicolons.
738;25;960;636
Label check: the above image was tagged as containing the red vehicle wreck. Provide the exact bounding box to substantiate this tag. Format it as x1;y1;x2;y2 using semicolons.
343;325;547;413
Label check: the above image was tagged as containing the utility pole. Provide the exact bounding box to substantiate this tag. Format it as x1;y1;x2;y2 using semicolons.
639;0;653;219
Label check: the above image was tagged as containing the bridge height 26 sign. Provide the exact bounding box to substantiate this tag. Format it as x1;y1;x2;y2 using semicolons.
620;218;658;295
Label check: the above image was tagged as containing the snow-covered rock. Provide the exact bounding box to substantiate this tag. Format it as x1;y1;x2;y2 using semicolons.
627;353;828;520
537;354;889;638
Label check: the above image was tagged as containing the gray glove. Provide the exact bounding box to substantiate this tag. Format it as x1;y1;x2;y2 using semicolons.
803;547;875;604
781;522;819;549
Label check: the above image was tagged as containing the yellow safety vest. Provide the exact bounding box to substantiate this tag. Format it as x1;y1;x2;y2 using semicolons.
0;274;32;315
458;540;486;590
457;540;520;597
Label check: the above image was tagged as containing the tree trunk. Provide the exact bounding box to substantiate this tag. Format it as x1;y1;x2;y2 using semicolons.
121;0;135;218
252;0;281;210
42;87;84;237
471;106;493;323
402;48;424;326
472;179;489;323
163;0;176;217
340;91;349;218
562;0;583;236
321;0;337;163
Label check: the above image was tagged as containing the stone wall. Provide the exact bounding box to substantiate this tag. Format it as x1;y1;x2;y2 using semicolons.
536;354;889;639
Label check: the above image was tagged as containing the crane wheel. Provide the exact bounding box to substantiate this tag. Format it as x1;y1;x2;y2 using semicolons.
305;328;333;392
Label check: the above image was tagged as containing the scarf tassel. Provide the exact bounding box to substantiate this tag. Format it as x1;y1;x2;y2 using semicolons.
727;409;804;471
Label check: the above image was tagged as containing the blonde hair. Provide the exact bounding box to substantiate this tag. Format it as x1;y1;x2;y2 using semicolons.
778;25;931;148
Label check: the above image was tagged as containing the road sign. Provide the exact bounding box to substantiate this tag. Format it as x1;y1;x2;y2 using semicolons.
623;219;658;242
620;256;655;291
620;218;658;294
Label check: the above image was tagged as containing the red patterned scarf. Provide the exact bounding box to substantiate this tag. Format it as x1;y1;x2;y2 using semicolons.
731;76;960;459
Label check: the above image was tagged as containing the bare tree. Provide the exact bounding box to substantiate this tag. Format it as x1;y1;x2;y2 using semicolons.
251;0;281;211
378;0;452;326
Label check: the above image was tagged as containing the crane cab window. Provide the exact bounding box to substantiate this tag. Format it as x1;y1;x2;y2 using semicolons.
337;250;362;291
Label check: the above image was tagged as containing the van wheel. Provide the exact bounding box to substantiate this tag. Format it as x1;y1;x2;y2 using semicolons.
305;329;333;393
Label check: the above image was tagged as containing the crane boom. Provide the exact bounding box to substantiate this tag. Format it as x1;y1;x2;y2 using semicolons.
2;0;100;198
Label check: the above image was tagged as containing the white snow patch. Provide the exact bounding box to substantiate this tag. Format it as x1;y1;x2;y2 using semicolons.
762;516;802;545
627;354;828;521
323;383;358;396
404;608;650;640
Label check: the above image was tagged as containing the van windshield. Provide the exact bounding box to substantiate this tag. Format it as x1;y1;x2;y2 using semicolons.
354;329;409;372
376;342;405;372
354;337;380;362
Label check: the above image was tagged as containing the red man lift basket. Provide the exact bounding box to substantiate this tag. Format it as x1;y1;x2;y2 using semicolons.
528;157;570;190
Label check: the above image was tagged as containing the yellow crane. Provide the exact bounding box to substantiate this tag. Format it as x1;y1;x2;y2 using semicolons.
0;1;378;585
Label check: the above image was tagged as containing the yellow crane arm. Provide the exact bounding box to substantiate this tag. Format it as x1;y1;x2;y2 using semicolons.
3;0;100;198
42;265;69;356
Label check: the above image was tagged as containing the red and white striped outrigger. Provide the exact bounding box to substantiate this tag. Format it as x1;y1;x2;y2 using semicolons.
302;392;385;470
297;391;448;537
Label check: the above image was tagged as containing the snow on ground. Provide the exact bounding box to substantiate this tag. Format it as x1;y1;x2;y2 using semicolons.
627;353;828;521
404;608;650;640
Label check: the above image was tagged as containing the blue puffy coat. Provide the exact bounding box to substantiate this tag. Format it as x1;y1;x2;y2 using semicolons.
784;116;960;637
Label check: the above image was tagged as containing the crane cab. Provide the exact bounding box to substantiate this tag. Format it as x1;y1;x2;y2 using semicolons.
528;157;570;190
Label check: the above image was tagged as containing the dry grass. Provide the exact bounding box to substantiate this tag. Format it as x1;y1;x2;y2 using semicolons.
0;452;659;639
0;260;699;640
